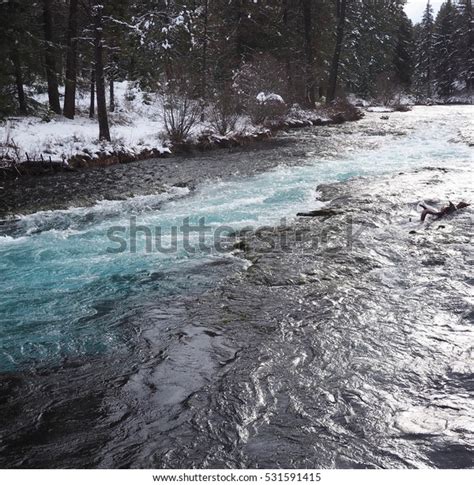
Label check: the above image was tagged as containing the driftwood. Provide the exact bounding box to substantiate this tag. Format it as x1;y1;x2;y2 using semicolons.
420;201;470;222
296;209;340;217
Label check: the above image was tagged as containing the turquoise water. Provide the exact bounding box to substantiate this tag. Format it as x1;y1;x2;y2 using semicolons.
0;107;472;371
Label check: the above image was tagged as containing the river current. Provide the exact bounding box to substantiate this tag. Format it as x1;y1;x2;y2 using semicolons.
0;106;472;468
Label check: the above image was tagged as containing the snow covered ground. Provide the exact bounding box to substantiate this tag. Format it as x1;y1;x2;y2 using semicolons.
0;82;358;167
366;106;395;113
3;82;469;167
0;82;263;165
0;82;178;163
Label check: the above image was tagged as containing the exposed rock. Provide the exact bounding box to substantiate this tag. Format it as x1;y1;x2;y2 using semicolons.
233;240;249;251
392;104;412;112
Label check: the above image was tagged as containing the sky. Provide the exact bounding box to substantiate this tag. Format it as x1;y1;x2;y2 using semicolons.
404;0;444;23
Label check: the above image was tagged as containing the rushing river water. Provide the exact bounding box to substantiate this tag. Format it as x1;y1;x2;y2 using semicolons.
0;106;472;468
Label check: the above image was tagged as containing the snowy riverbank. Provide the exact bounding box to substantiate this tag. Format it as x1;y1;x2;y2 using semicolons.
1;106;472;218
0;81;356;172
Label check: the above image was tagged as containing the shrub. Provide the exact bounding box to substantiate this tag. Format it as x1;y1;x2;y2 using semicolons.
248;92;287;125
375;73;399;106
0;133;22;165
232;53;288;124
326;98;364;123
162;91;200;144
209;94;239;135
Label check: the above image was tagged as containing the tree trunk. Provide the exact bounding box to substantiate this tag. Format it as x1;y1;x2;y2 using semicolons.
327;0;347;102
89;68;95;119
42;0;61;114
109;78;115;112
93;2;111;141
200;0;209;122
64;0;79;119
11;49;27;115
302;0;316;107
282;0;293;101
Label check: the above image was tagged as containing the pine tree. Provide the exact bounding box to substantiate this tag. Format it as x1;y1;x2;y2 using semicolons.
393;11;414;89
433;0;459;96
42;0;61;114
341;0;405;98
0;0;41;117
328;0;347;102
414;1;435;97
456;0;474;91
2;0;469;130
302;0;316;106
92;1;110;141
63;0;79;119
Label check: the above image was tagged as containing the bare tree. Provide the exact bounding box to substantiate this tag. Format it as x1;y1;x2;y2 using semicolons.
209;93;239;135
162;91;200;144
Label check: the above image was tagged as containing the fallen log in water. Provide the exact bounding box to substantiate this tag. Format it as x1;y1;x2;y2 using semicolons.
296;209;340;217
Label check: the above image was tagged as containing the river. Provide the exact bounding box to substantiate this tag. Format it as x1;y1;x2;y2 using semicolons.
0;106;472;468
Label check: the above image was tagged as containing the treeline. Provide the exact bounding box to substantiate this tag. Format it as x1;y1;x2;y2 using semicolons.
0;1;472;138
414;0;473;98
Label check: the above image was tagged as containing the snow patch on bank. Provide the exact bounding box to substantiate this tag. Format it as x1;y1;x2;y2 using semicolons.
1;82;174;163
366;106;395;113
